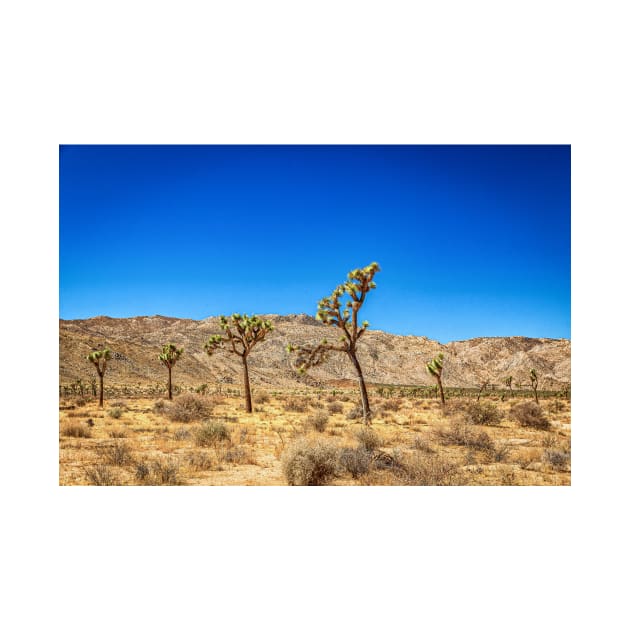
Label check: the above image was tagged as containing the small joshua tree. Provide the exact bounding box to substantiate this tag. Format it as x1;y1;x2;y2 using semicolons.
477;379;490;401
204;314;273;413
504;375;513;398
287;262;380;424
159;343;184;400
87;348;111;407
530;369;539;404
426;353;445;405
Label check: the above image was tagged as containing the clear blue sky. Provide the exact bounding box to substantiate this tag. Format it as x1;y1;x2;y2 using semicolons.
59;145;570;342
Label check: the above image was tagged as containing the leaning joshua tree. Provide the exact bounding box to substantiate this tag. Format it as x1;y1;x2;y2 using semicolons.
530;369;539;404
204;314;274;413
287;262;380;424
426;353;446;405
87;348;111;407
159;343;184;400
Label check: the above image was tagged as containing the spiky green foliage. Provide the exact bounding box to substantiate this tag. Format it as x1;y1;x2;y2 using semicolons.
87;348;111;407
87;349;111;375
159;343;184;400
204;314;274;412
426;353;445;405
159;343;184;368
287;262;380;424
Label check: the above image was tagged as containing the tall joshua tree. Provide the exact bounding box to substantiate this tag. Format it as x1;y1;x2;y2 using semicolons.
287;262;380;424
87;348;111;407
159;343;184;400
204;314;273;413
426;353;445;405
530;369;539;404
503;375;513;398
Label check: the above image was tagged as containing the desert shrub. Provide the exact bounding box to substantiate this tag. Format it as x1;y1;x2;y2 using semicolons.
100;440;134;466
510;402;551;430
108;430;127;438
282;438;340;486
62;423;92;438
153;400;167;414
187;451;215;471
306;411;329;433
195;421;231;447
283;398;310;413
165;393;213;423
135;458;181;484
356;427;381;451
547;400;566;413
135;461;150;481
67;410;90;418
436;421;495;453
254;392;270;404
411;436;435;453
327;401;343;414
400;452;463;486
219;446;256;465
465;401;502;426
74;398;88;408
543;449;571;471
338;446;372;478
380;398;402;412
372;449;406;471
173;427;191;441
151;458;181;484
86;464;117;485
107;407;123;419
492;442;512;462
346;405;364;420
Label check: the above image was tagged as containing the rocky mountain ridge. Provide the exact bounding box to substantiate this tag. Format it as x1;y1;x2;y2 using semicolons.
59;314;571;390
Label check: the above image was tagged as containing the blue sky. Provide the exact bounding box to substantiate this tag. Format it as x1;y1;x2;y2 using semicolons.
59;145;570;342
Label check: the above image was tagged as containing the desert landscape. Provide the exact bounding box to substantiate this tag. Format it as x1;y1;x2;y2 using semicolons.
59;311;570;486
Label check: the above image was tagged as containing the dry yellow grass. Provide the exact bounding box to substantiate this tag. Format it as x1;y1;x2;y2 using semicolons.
59;391;571;486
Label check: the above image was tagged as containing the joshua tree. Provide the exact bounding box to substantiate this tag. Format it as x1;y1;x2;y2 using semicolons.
287;262;380;424
426;353;445;405
503;375;513;398
477;379;490;401
87;348;111;407
159;343;184;400
204;314;274;413
530;369;539;404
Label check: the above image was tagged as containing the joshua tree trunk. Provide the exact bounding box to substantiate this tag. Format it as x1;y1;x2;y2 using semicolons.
437;376;445;405
242;355;252;413
533;385;539;405
168;366;172;400
349;350;371;424
99;373;104;407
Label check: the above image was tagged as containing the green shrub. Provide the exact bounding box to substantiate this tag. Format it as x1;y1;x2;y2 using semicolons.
107;406;123;419
195;421;231;447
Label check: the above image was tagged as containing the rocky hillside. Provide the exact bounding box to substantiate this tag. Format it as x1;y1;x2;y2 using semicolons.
59;314;571;391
